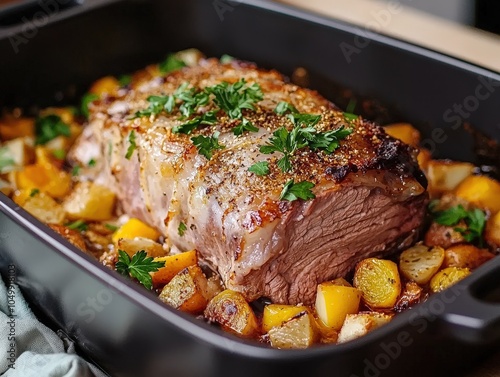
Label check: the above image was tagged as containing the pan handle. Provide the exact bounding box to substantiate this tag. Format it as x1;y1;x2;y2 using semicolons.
439;256;500;345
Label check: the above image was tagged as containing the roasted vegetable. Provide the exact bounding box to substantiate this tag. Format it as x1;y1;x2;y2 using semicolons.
262;304;310;333
384;123;420;147
117;237;166;258
15;191;65;224
454;175;500;214
268;311;319;349
204;289;259;338
485;211;500;249
443;244;494;270
424;222;465;249
399;244;444;285
394;281;424;311
353;258;401;309
112;217;161;244
426;160;474;197
48;224;87;251
152;250;198;287
429;267;471;293
0;115;35;140
2;137;34;170
89;76;120;96
337;312;392;344
315;281;361;330
63;181;116;221
159;265;211;314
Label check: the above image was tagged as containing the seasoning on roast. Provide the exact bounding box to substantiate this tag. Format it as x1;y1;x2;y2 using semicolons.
69;58;428;305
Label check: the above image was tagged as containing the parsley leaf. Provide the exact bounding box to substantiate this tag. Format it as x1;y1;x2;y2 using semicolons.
105;223;119;232
115;250;165;290
206;79;263;120
220;54;235;64
125;130;137;160
71;165;80;177
274;101;298;116
35;115;71;145
88;158;96;167
0;147;15;173
159;54;187;74
233;118;259;136
52;149;66;160
66;219;88;232
191;131;225;160
81;93;99;119
119;74;132;87
308;126;352;154
248;161;269;176
279;180;316;202
178;222;187;236
173;110;218;135
433;205;486;245
135;94;176;118
29;188;40;197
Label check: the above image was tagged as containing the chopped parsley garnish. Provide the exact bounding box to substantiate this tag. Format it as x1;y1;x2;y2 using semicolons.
66;219;88;232
115;250;165;290
81;93;99;119
433;204;486;245
125;130;137;160
191;132;224;160
220;54;235;64
52;149;66;160
35;115;71;145
232;118;259;136
29;188;40;197
118;74;132;87
172;110;218;135
0;147;15;173
87;158;96;167
135;94;176;118
248;161;269;176
159;54;187;74
71;165;80;177
105;223;119;232
279;179;316;202
274;101;298;116
178;222;187;236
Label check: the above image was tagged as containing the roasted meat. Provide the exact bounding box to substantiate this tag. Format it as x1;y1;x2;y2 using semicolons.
69;58;428;304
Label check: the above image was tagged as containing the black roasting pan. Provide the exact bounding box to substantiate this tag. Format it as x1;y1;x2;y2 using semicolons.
0;1;499;376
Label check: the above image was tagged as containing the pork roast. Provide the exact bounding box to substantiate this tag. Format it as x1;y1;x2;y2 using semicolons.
70;57;428;305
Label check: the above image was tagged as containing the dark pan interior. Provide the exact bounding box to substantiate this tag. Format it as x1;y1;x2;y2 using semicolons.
1;1;500;376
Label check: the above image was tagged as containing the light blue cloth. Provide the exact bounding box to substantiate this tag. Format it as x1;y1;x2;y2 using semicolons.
0;278;107;377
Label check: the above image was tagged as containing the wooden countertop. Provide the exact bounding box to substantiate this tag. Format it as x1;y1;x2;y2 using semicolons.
278;0;500;73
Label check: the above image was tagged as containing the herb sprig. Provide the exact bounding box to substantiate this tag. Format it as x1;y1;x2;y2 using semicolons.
115;250;165;290
279;179;316;202
433;204;486;245
35;115;71;145
125;130;137;160
0;147;15;173
191;132;225;160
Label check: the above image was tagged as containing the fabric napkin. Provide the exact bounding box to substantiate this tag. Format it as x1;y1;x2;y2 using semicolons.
0;276;107;377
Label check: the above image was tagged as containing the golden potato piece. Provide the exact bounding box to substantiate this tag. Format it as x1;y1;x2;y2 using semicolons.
152;250;198;287
485;211;500;249
263;304;310;333
337;312;392;344
89;76;120;96
443;244;494;270
159;265;210;314
112;218;161;244
63;181;116;221
455;175;500;214
117;237;166;258
20;191;65;224
268;311;319;349
394;281;424;311
429;267;471;293
353;258;401;309
399;244;444;285
384;123;420;147
426;160;474;197
315;282;361;330
425;222;465;249
0;116;34;140
417;148;431;171
48;224;87;252
204;289;259;338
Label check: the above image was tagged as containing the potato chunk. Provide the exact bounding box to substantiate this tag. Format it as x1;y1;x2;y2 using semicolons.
384;123;420;147
338;312;392;344
152;250;198;287
63;181;116;221
268;312;319;349
429;267;471;293
455;175;500;214
204;290;259;338
426;160;474;197
112;218;161;244
263;304;310;333
485;211;500;249
399;244;444;285
117;237;166;258
443;244;494;269
159;265;210;314
315;281;361;330
19;191;65;224
353;258;401;309
425;222;465;249
48;224;87;252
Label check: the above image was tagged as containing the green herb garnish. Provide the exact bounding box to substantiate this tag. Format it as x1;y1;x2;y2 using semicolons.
52;149;66;160
88;158;96;167
66;219;88;232
125;130;137;160
233;118;259;136
105;223;119;232
81;93;99;119
191;131;225;160
248;161;269;176
279;179;316;202
159;54;187;74
178;222;187;236
29;188;40;197
115;250;165;290
35;115;71;145
433;205;486;245
118;74;132;87
71;165;80;177
172;110;218;135
220;54;235;64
